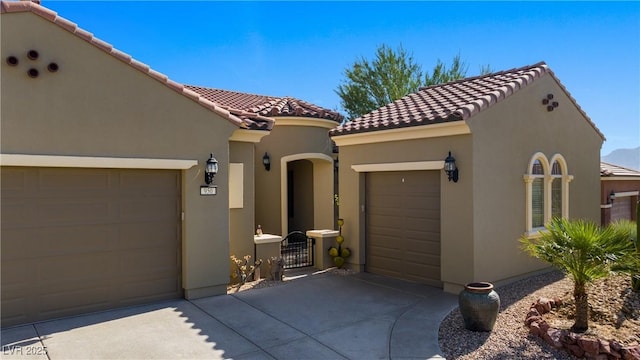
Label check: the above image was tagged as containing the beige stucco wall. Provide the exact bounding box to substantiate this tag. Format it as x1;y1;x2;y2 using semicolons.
1;12;239;298
332;73;603;293
229;141;256;278
254;121;336;236
469;75;604;285
335;134;475;289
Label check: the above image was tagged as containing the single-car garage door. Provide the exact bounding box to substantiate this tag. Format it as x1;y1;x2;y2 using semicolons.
611;196;632;222
366;171;441;287
1;167;182;327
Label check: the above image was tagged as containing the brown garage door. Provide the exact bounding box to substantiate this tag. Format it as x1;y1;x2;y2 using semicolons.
366;171;441;287
611;196;632;222
1;167;182;327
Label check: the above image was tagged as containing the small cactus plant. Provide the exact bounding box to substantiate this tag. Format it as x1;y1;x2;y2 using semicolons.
328;218;351;268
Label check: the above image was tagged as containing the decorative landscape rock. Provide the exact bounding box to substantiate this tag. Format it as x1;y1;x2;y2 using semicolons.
525;297;640;360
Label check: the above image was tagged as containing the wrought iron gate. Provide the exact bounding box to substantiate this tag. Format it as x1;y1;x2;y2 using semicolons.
281;231;315;269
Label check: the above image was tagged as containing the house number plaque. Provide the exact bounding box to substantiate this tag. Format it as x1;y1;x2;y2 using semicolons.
200;186;217;196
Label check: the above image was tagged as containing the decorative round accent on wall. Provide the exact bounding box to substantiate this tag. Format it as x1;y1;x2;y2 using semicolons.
27;50;39;60
6;56;19;66
542;94;559;112
27;68;39;78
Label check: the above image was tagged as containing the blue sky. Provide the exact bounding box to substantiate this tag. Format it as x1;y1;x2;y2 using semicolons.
43;1;639;155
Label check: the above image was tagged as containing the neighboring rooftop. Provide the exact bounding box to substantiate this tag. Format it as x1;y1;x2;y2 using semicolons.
600;162;640;177
329;62;603;138
1;0;274;131
186;86;344;123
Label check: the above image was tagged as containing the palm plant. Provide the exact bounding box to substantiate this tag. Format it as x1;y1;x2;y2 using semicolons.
520;217;633;332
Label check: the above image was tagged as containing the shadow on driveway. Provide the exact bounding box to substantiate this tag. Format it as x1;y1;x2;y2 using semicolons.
1;271;457;359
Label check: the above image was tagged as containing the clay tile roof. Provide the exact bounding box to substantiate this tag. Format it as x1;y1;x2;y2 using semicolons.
1;0;274;131
600;162;640;177
185;86;344;123
329;62;604;139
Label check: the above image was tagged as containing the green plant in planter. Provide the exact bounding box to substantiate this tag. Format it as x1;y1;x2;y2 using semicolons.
328;218;351;268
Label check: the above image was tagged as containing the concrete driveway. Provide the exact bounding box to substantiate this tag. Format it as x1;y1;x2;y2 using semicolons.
1;271;457;359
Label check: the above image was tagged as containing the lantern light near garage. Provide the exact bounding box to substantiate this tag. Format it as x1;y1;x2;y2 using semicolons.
204;153;218;185
262;152;271;171
444;151;459;183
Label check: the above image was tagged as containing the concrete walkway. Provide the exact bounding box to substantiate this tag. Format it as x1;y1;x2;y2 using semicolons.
1;271;457;359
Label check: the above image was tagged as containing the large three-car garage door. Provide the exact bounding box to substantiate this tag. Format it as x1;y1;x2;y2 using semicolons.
1;167;182;327
365;171;442;287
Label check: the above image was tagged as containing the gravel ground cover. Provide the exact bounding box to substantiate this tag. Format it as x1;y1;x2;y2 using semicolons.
438;270;640;359
228;267;639;359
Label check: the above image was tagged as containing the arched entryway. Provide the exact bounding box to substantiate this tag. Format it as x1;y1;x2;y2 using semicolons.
280;153;334;236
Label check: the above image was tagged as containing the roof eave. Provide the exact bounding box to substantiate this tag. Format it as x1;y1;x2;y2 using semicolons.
1;0;259;130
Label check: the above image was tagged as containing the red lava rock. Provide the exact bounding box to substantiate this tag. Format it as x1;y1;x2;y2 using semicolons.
534;303;546;314
621;346;640;360
564;331;581;345
538;320;550;333
579;337;601;357
522;290;637;360
538;297;554;312
567;343;585;357
526;315;542;326
589;354;609;360
611;341;624;352
599;339;612;355
527;308;541;318
529;321;542;336
543;328;564;348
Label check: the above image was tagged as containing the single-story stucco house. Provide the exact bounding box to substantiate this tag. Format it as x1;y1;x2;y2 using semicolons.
600;162;640;225
1;0;343;327
329;62;605;294
184;87;343;263
0;0;612;328
0;1;280;327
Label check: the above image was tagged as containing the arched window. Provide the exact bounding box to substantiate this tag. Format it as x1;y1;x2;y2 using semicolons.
551;160;563;219
524;153;572;235
531;159;545;228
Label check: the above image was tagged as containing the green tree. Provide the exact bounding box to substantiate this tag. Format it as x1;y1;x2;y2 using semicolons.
520;218;633;332
424;54;468;86
335;45;491;120
335;44;423;120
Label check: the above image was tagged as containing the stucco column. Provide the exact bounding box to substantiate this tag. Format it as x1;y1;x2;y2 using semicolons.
306;229;339;270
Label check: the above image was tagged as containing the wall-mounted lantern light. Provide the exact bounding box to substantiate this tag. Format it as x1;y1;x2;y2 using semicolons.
262;152;271;171
444;151;459;183
609;191;616;204
204;153;218;185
